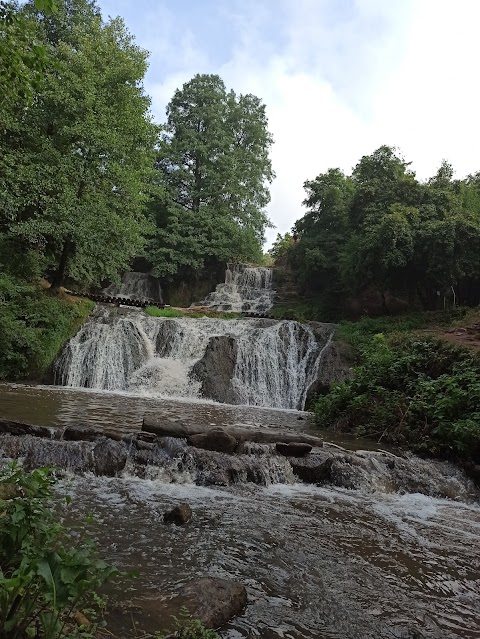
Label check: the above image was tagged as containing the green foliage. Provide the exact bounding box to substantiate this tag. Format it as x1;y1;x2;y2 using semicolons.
268;232;294;262
287;145;480;312
0;0;56;109
148;73;274;278
0;463;118;638
315;335;480;460
1;0;157;290
145;307;241;320
0;270;94;381
155;607;219;639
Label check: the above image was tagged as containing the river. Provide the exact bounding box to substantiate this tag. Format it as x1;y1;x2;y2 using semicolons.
1;383;479;638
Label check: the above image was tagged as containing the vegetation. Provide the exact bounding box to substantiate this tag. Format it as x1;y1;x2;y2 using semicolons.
156;608;219;639
149;73;274;278
145;307;241;320
0;463;118;638
283;146;480;316
315;332;480;461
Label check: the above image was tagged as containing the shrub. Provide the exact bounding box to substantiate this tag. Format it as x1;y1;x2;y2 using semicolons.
0;463;118;638
315;335;480;460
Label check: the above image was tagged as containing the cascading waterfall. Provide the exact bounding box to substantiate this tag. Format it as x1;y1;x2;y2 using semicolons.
193;263;275;313
103;271;163;302
55;309;332;410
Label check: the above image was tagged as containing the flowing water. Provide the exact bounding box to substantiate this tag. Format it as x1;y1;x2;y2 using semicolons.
0;384;479;639
54;307;332;410
193;263;275;313
103;271;163;302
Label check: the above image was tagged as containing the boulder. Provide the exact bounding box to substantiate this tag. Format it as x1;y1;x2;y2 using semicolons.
191;336;238;404
163;503;192;525
63;424;100;441
276;442;312;457
180;577;247;628
189;429;238;454
290;452;334;484
93;439;128;476
0;418;52;439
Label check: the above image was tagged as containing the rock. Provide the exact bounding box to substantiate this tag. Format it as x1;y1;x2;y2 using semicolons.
0;484;22;500
191;336;238;403
290;453;334;484
142;418;324;447
180;577;247;628
189;428;238;454
93;439;127;476
0;418;52;439
163;503;192;525
63;424;100;441
276;442;312;457
304;338;352;408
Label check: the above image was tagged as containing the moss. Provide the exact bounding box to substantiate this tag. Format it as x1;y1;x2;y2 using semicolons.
145;307;241;320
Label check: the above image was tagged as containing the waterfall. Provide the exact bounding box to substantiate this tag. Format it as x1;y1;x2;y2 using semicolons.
193;264;275;313
55;309;333;410
103;271;163;303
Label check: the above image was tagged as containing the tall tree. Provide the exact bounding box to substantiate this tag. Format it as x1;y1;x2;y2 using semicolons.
0;0;157;289
149;73;274;277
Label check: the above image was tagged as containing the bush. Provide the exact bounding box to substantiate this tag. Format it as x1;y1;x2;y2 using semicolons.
0;463;118;638
315;335;480;460
0;273;94;381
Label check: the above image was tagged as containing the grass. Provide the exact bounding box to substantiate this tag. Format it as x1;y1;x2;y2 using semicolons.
145;306;242;320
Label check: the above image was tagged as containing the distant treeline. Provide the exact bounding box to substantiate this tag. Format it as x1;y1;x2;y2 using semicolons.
270;146;480;317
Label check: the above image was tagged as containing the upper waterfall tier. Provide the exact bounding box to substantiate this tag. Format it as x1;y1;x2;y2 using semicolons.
55;309;334;410
193;264;275;313
102;271;163;303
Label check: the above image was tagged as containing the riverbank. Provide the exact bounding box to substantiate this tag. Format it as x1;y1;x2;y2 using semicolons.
313;310;480;478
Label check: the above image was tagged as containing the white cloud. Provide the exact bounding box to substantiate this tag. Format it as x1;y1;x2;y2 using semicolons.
105;0;480;248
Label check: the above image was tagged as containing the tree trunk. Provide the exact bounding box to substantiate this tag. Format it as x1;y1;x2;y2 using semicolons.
50;237;73;291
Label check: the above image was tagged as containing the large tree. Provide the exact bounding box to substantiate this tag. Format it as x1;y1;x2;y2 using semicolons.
149;73;274;277
0;0;157;289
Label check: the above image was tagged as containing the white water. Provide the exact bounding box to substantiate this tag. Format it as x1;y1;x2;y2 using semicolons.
55;310;332;409
193;264;275;313
103;271;163;302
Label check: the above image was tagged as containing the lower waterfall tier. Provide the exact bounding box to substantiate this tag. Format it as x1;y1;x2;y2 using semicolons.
54;309;334;410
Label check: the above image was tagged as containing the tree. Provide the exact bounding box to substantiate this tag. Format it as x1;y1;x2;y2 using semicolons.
148;73;274;277
0;0;157;289
0;0;56;109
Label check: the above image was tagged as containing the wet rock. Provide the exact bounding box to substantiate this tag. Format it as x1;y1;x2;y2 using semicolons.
189;428;238;454
290;452;334;484
63;424;100;441
0;418;52;439
93;439;127;476
163;503;192;525
276;442;312;457
180;577;247;628
191;335;238;404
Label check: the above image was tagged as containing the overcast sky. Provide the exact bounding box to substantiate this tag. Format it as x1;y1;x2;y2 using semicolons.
97;0;480;247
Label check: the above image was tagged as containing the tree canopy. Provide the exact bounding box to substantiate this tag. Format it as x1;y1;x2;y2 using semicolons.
148;73;274;278
0;0;157;289
285;146;480;314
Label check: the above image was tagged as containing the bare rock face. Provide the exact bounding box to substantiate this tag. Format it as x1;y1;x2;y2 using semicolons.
93;439;128;476
163;503;192;525
276;442;312;457
191;336;238;403
189;428;238;454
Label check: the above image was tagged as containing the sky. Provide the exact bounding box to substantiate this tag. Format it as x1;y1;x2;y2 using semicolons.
97;0;480;248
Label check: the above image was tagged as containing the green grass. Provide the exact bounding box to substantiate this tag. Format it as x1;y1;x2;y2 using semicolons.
145;306;241;320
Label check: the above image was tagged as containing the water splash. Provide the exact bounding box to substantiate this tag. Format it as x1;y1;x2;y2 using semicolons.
193;263;275;313
55;310;332;409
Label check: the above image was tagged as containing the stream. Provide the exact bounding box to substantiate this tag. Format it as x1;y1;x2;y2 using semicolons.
1;383;479;639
